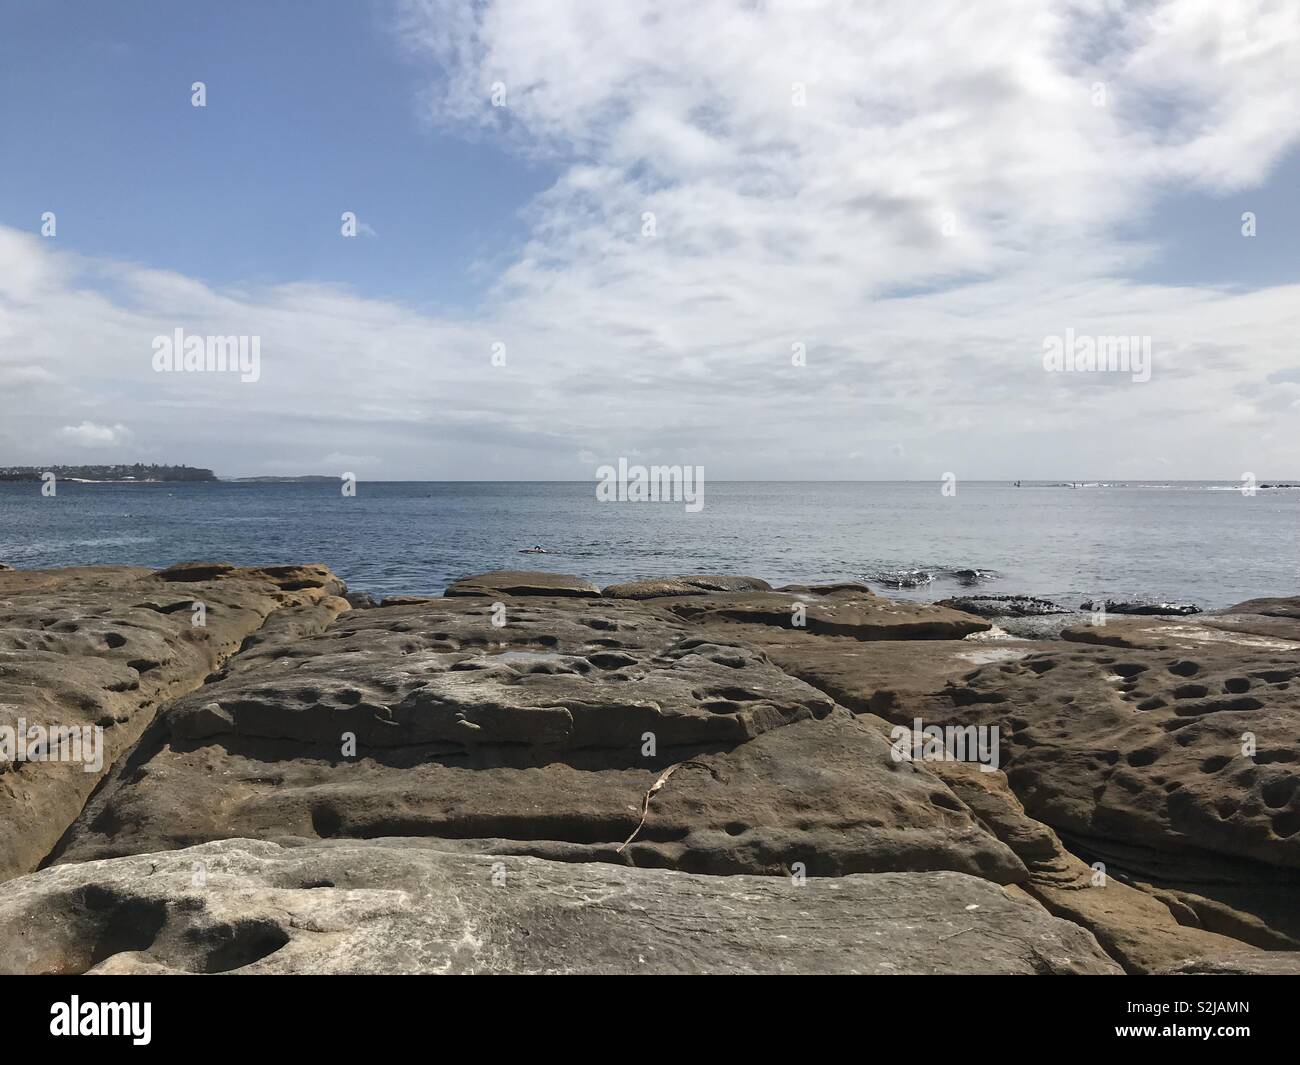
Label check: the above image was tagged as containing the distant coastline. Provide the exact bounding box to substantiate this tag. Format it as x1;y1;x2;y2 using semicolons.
0;464;215;483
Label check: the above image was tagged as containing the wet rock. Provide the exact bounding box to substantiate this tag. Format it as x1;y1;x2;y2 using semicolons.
938;595;1068;618
0;838;1121;975
864;568;935;589
345;590;379;609
943;568;1001;586
1080;599;1200;617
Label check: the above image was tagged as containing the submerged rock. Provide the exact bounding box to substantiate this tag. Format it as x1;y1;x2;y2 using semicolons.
864;568;935;588
943;568;1001;586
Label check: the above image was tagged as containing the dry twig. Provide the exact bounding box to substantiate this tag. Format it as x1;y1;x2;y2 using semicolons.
617;759;720;853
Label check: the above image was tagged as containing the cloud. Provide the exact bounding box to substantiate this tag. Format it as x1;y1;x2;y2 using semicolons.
58;421;134;448
3;1;1300;478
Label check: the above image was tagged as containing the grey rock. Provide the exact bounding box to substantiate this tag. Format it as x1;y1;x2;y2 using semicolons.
602;575;772;599
444;570;601;598
1080;599;1200;617
0;838;1122;975
938;595;1068;619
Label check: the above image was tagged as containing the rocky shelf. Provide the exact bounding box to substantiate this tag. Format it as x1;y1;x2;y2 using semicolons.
1;564;1297;975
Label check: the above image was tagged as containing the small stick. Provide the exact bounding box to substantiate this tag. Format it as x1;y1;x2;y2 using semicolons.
617;759;719;853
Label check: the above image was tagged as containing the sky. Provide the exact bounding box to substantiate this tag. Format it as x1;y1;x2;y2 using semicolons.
1;0;1298;480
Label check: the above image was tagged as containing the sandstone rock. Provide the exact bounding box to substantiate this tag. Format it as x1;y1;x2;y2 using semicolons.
1062;617;1300;653
887;641;1300;947
717;633;1040;717
444;571;601;598
0;839;1121;975
1199;596;1300;643
909;644;1300;869
601;575;772;599
155;560;237;582
10;563;1299;974
1154;953;1300;976
926;760;1262;974
777;581;876;596
0;562;344;882
55;598;1023;883
666;590;989;641
1220;596;1300;620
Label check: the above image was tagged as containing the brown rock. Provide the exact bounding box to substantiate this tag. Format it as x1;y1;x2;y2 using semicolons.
0;562;345;882
602;575;772;599
444;570;601;598
928;761;1261;973
55;598;1024;883
666;590;990;640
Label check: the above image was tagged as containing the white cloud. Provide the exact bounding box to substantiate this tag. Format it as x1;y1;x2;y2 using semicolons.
3;0;1300;478
58;421;134;448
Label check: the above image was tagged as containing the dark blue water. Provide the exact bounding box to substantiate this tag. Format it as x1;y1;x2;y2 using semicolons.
0;481;1295;608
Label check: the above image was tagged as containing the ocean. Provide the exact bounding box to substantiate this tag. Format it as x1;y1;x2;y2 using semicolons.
0;480;1295;609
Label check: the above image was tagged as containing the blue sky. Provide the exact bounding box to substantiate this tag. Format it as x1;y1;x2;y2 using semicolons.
1;0;1298;479
0;0;554;312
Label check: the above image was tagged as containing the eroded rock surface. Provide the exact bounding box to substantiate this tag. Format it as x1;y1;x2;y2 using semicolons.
55;597;1022;882
0;838;1121;975
5;569;1298;975
893;641;1300;946
0;563;345;882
